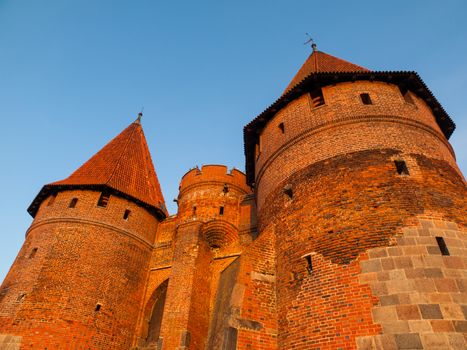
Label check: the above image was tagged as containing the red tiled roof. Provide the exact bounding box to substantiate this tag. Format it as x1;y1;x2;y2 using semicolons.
28;120;167;218
283;50;370;95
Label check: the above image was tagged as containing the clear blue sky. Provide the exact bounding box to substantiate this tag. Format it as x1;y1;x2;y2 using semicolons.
1;0;466;281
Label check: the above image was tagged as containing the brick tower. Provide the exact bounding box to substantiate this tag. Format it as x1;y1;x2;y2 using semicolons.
244;45;467;349
0;118;167;349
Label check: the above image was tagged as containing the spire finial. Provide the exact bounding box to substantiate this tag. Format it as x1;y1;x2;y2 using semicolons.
136;106;144;124
304;33;317;52
136;112;142;124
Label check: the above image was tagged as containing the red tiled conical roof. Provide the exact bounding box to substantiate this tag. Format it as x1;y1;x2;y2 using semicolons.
283;50;370;95
28;119;167;218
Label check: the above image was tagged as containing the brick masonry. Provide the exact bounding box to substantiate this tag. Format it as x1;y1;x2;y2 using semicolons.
0;50;466;350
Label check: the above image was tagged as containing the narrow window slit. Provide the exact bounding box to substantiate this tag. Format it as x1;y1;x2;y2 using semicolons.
193;206;197;216
95;303;102;312
304;255;313;274
123;209;131;220
97;192;110;208
278;122;285;134
360;93;372;105
436;237;450;256
29;248;38;259
394;160;409;175
219;206;224;216
69;198;78;208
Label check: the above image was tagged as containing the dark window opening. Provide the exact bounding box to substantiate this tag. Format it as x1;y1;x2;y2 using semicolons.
193;206;197;216
219;206;224;216
97;192;110;208
283;184;293;199
47;194;57;206
69;198;78;208
123;209;131;220
278;122;285;134
394;160;409;175
304;255;313;274
399;86;416;106
223;184;229;194
310;89;325;108
436;237;450;256
29;248;38;259
360;93;372;105
95;303;102;312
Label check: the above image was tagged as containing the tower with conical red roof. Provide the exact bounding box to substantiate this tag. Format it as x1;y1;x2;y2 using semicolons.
0;118;167;349
244;46;467;349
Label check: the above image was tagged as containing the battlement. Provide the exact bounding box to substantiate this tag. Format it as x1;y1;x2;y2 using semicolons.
179;165;251;194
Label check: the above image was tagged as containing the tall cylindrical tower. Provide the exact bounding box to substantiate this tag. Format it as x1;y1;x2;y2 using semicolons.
244;49;467;349
0;120;167;349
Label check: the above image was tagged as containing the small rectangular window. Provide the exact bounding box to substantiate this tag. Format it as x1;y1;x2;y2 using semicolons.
69;198;78;208
399;86;416;106
310;89;325;108
436;237;450;256
123;209;131;220
47;194;57;206
360;93;372;105
219;206;224;216
97;192;110;208
394;160;409;175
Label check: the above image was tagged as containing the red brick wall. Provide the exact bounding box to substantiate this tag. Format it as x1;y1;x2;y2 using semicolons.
255;81;461;209
0;189;159;349
258;149;466;349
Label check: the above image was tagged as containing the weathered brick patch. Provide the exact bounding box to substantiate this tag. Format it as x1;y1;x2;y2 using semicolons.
0;334;21;350
357;217;467;349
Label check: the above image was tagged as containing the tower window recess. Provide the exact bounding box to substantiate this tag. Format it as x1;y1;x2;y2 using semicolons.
283;184;293;199
95;303;102;312
97;192;110;208
278;122;285;134
47;194;57;206
394;160;409;175
360;93;372;105
17;293;26;302
310;89;325;108
219;206;224;216
193;206;197;216
69;198;78;208
399;86;416;106
29;247;38;259
304;255;313;274
436;237;450;256
123;209;131;220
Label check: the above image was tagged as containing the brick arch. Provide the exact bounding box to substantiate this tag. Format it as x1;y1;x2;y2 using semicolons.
140;279;169;346
201;220;239;249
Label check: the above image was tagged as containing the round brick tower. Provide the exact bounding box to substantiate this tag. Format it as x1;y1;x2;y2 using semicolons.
244;47;467;349
177;165;251;249
0;119;167;349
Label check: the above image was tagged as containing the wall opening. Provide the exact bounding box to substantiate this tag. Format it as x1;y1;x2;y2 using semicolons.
436;237;450;256
144;280;169;346
95;303;102;312
304;255;313;274
123;209;131;220
394;160;409;175
97;192;110;208
29;247;38;259
69;198;78;208
219;206;224;216
47;194;57;206
399;86;416;106
310;89;325;107
360;93;372;105
283;184;293;200
278;122;285;134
